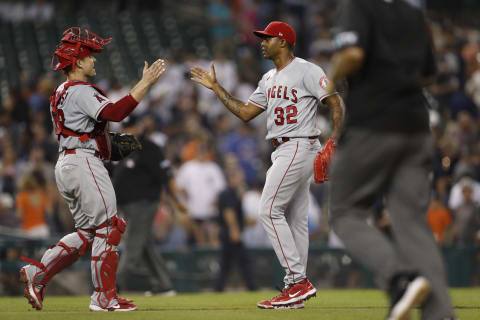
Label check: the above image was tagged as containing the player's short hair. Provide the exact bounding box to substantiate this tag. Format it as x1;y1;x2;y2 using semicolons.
62;65;72;75
286;42;295;52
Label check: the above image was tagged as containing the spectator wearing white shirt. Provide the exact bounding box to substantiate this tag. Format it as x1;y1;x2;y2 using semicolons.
449;177;480;245
448;176;480;211
176;138;226;247
242;184;271;249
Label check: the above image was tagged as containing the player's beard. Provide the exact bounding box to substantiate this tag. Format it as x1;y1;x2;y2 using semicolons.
264;50;279;61
262;45;279;60
262;48;272;60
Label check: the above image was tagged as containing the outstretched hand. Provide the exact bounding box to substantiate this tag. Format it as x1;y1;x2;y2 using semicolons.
190;63;217;90
142;59;166;85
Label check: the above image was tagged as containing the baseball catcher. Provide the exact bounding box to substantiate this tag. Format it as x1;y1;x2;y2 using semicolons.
19;26;166;312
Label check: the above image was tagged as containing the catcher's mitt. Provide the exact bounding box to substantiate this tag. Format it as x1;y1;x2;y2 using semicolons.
109;132;142;161
313;137;336;183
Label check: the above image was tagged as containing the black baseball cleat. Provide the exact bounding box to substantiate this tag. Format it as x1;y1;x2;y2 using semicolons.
386;273;431;320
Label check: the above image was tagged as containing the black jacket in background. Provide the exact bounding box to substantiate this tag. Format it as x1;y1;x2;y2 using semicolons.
334;0;436;132
114;135;171;205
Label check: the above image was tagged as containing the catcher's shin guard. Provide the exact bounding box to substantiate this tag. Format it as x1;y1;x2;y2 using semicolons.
20;230;94;286
92;249;119;308
91;216;127;309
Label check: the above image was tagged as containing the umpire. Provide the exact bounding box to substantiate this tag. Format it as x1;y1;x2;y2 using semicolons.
215;163;256;292
327;1;455;319
115;115;180;295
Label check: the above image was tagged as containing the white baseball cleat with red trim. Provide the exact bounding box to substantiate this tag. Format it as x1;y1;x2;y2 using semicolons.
19;266;45;310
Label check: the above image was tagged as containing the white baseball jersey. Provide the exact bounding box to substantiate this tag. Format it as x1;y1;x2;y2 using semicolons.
248;57;333;140
53;81;112;151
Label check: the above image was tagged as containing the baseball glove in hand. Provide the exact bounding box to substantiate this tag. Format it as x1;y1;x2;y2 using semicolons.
314;137;336;183
109;132;142;161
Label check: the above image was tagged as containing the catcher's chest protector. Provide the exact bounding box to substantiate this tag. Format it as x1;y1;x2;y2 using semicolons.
50;81;111;160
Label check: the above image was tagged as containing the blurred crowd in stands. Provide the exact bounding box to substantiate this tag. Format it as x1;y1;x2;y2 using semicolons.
0;1;479;257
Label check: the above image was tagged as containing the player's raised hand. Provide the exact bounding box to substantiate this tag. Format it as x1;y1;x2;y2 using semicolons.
130;59;167;102
142;59;166;84
190;63;217;90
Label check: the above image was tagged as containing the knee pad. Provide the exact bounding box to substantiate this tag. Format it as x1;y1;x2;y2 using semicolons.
106;216;126;246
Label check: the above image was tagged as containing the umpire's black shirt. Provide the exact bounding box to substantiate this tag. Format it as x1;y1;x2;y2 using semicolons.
334;0;436;132
114;135;171;205
218;187;244;243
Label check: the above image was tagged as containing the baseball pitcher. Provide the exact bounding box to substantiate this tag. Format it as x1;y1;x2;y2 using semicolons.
190;21;344;309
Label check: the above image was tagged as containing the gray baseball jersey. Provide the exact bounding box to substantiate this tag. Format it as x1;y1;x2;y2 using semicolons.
249;57;332;286
54;81;111;152
248;57;332;140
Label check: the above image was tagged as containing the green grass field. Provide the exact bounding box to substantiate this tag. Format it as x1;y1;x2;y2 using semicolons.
1;289;478;319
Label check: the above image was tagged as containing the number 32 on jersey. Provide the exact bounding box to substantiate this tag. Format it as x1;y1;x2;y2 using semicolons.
274;105;297;125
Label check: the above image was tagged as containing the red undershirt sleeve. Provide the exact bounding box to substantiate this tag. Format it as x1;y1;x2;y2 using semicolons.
99;94;138;122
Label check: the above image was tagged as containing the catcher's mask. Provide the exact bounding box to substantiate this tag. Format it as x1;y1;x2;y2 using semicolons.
51;27;111;72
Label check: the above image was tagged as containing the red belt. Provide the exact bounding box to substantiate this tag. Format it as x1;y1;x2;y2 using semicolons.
79;219;109;235
64;148;101;159
271;136;318;148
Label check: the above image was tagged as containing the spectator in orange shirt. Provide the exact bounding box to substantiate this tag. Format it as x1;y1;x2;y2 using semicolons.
427;195;452;244
15;170;51;238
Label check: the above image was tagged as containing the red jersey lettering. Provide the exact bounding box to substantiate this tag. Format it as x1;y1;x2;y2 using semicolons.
283;86;289;100
291;89;298;103
94;93;105;103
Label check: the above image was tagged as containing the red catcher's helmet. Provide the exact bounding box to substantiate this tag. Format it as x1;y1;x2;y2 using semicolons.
51;27;111;71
